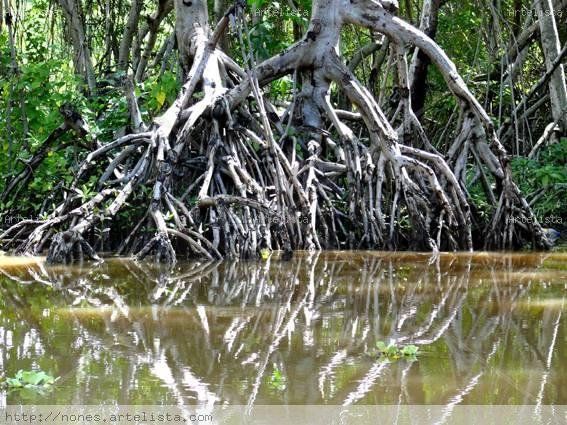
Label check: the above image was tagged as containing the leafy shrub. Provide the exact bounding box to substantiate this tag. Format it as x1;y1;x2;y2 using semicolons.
511;138;567;221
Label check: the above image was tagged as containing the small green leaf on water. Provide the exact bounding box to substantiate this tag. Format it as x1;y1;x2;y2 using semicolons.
268;364;286;391
401;345;419;356
5;378;23;388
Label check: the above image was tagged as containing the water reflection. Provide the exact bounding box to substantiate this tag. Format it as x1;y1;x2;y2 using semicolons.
0;252;566;408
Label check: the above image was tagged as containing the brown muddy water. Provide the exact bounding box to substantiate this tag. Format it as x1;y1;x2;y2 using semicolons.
0;251;566;406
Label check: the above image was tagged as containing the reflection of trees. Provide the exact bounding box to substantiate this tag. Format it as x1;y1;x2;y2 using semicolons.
0;252;565;409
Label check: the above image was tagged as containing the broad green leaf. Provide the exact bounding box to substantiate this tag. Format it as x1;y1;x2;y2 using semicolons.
156;91;166;107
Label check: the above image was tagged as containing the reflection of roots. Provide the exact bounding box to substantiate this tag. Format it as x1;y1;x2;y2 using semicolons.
0;1;551;264
4;252;547;406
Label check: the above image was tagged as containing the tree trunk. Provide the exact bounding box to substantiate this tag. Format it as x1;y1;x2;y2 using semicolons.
118;0;144;71
175;0;211;76
213;0;229;51
535;0;567;133
409;0;442;117
134;0;174;81
58;0;97;94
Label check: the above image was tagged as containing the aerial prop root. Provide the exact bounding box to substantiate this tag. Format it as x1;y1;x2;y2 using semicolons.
0;56;224;262
363;9;551;248
0;1;553;261
319;54;473;250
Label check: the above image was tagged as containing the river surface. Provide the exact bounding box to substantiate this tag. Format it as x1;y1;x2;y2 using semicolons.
0;251;566;406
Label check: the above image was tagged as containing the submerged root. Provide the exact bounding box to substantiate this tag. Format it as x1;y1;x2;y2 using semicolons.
46;231;101;264
136;232;177;264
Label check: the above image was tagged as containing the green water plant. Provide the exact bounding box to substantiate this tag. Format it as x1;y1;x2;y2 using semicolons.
268;365;287;391
1;370;59;390
376;341;419;360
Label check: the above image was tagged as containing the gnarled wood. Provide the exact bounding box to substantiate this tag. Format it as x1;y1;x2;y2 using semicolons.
1;0;552;263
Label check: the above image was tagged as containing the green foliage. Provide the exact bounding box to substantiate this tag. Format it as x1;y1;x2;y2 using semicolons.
466;165;494;221
247;1;309;60
376;341;419;360
511;138;567;220
270;76;294;101
259;248;271;260
141;71;180;114
0;0;87;207
2;370;59;390
0;57;83;209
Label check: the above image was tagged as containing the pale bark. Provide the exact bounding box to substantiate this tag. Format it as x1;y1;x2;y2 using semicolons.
118;0;144;71
134;0;174;81
535;0;567;132
58;0;97;94
175;0;211;76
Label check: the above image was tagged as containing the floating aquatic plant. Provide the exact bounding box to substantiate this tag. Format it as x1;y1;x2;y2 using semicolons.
376;341;419;360
268;365;287;391
2;370;59;390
